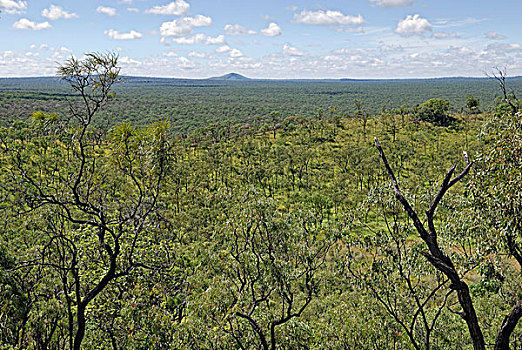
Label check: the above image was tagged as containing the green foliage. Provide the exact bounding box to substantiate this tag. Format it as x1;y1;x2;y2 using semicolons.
470;112;522;261
2;56;522;348
2;77;519;133
466;94;480;114
415;98;452;126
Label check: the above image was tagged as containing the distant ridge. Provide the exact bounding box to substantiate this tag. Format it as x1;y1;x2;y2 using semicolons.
208;73;250;81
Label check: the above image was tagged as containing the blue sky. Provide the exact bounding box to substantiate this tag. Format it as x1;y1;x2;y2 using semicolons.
0;0;521;78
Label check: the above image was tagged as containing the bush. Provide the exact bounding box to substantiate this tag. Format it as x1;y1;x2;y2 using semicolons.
415;98;452;126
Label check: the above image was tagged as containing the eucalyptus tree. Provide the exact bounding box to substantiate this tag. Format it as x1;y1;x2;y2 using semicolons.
189;190;332;350
469;110;522;349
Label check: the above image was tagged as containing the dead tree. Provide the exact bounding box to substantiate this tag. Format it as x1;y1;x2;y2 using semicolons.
490;68;519;115
374;138;484;349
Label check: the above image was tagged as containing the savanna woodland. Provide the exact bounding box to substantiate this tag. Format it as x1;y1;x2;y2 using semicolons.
0;53;521;350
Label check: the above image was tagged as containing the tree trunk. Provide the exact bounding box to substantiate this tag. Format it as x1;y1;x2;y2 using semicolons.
495;301;522;350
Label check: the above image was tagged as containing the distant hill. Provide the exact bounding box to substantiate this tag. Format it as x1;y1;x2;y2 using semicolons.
208;73;250;81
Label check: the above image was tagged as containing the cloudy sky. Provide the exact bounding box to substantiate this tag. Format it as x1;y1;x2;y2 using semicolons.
1;0;521;79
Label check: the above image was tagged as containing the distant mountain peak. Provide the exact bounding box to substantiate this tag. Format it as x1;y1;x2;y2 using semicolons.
209;73;250;81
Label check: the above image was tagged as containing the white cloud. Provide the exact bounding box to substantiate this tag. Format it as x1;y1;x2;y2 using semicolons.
216;45;231;53
394;14;432;36
432;32;458;39
485;31;506;40
96;6;117;17
260;22;281;37
215;46;247;59
229;48;243;58
127;8;139;13
331;48;365;55
178;56;196;69
0;0;26;14
169;33;225;45
120;0;133;4
119;56;142;65
145;0;189;15
370;0;414;8
188;51;207;58
294;10;364;26
104;29;143;40
205;35;225;45
160;15;212;37
12;18;52;30
224;24;256;35
282;43;305;56
42;5;78;20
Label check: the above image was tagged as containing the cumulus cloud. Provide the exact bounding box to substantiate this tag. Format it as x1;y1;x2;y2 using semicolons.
127;8;139;13
42;5;78;20
224;24;256;35
282;43;305;56
485;31;506;40
394;14;432;36
370;0;414;8
215;46;246;59
145;0;189;15
12;18;52;30
216;45;231;53
169;33;225;45
96;6;117;17
260;22;281;37
294;10;364;26
160;15;212;37
104;29;143;40
0;0;26;14
229;48;243;58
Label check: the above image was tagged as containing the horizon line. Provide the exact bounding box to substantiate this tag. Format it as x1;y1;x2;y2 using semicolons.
1;74;518;82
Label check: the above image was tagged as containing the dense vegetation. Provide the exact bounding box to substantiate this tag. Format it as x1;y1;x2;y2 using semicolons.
2;75;522;134
0;54;520;349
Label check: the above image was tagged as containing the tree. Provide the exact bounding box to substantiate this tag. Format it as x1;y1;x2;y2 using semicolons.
489;68;519;115
353;99;370;136
194;190;332;349
468;110;522;349
347;186;456;350
375;138;486;348
0;53;170;349
376;130;522;349
466;95;480;114
415;98;452;126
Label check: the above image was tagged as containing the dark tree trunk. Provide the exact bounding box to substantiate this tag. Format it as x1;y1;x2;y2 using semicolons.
495;301;522;350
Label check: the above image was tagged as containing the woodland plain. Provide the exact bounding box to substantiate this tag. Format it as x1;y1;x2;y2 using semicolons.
0;55;521;349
